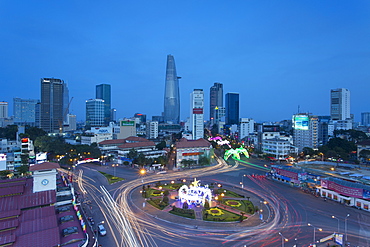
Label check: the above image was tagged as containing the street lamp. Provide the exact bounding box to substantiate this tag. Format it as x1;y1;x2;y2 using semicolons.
345;214;350;243
259;200;267;221
278;232;288;247
112;164;118;177
308;223;322;244
241;174;246;189
331;215;340;233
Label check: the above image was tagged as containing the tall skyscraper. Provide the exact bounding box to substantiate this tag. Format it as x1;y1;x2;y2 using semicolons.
0;102;8;119
40;78;66;133
330;88;350;121
163;54;180;124
96;83;111;126
210;82;223;124
225;93;239;125
13;98;39;126
190;89;204;140
361;112;370;126
86;99;104;128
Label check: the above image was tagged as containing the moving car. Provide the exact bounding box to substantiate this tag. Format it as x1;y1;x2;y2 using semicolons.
98;224;106;236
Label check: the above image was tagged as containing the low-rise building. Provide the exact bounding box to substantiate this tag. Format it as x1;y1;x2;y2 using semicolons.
175;138;213;167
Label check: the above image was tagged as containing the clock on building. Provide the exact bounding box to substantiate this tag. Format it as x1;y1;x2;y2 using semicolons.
41;179;49;186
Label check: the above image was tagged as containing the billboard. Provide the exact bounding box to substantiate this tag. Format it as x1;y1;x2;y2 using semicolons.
293;115;309;130
121;120;135;126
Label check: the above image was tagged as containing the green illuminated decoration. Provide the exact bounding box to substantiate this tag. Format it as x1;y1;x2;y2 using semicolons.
224;146;250;160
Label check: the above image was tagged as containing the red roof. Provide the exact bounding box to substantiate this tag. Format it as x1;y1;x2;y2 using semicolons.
29;162;60;172
118;141;156;149
176;138;211;149
124;136;149;142
15;227;60;247
98;139;127;145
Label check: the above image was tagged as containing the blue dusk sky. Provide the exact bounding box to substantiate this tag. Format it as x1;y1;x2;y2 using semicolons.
1;1;370;123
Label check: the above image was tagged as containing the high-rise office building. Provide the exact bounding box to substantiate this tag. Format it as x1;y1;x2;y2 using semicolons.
292;114;319;152
361;112;370;127
63;83;69;123
190;89;204;140
225;93;239;125
0;102;8;119
96;84;111;126
86;99;104;128
210;82;223;124
13;98;39;126
209;82;224;124
40;78;66;133
163;54;180;124
330;88;350;121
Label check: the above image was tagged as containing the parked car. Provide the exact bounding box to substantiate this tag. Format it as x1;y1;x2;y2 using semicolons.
98;224;107;236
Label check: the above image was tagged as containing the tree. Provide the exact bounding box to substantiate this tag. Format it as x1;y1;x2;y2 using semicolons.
156;141;166;150
204;200;210;209
127;149;138;160
163;190;170;196
302;147;315;156
0;125;18;140
16;165;29;175
0;170;12;178
198;156;210;166
162;196;169;204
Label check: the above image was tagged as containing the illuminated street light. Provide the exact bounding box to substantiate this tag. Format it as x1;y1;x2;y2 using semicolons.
278;232;288;247
308;223;322;244
112;164;118;177
332;215;340;233
241;174;246;189
345;214;350;243
139;169;146;175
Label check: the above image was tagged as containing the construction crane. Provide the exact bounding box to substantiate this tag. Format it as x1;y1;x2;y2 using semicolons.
59;97;74;134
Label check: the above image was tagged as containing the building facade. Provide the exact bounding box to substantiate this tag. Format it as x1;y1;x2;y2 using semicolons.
13;98;39;126
163;54;180;124
361;112;370;127
40;78;66;133
292;114;319;152
96;84;111;126
146;121;159;139
0;102;8;119
86;99;104;127
190;89;204;140
225;93;239;125
330;88;350;121
209;82;223;124
239;118;255;140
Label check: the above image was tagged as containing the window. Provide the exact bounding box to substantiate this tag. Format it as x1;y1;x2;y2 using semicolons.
62;226;78;237
60;215;74;224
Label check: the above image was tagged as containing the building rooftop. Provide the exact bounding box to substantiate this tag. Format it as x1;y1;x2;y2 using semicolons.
29;162;60;172
176;138;211;148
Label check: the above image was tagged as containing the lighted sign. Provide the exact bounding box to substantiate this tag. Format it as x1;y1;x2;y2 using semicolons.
21;138;29;143
293;115;309;130
121;120;135;126
178;178;212;206
224;146;250;160
182;152;204;156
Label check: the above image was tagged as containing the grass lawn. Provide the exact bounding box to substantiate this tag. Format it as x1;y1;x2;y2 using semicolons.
147;198;168;210
159;183;184;190
222;199;255;214
215;188;243;198
169;207;195;219
145;188;163;197
98;171;124;184
203;207;246;222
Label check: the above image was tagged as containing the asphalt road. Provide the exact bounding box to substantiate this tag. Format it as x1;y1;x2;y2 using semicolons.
75;158;370;247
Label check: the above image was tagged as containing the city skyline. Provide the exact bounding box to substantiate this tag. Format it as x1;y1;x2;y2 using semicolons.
1;1;370;123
